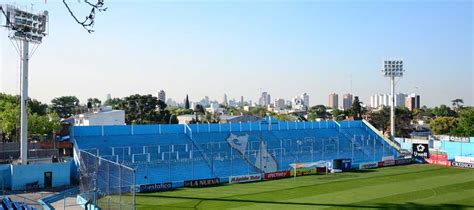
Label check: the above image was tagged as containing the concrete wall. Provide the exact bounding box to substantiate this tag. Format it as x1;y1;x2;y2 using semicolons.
10;161;71;190
0;164;11;189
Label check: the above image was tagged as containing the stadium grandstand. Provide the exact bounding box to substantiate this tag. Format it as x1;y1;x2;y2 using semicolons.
72;118;401;208
1;196;37;210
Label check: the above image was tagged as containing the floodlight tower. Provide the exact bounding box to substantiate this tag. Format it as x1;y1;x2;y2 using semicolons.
1;4;48;164
382;60;404;139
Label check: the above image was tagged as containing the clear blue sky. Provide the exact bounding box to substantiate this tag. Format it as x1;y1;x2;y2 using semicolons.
1;0;472;107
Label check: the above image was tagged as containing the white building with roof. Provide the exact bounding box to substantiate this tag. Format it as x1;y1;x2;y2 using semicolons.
74;106;125;126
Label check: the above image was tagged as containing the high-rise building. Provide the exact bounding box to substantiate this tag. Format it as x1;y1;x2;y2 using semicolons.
259;92;269;106
302;93;309;109
328;93;339;109
106;94;111;102
370;93;408;108
158;90;166;102
342;93;353;110
273;98;286;110
395;93;407;107
405;94;420;111
223;94;228;106
240;96;244;107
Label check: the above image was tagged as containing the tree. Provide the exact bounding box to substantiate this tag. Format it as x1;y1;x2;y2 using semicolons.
368;106;390;135
104;97;123;109
157;100;167;111
451;107;474;136
194;104;205;114
250;107;267;118
28;99;48;116
307;105;329;120
28;112;61;138
0;103;20;141
119;94;160;124
432;105;456;117
429;117;458;135
184;95;190;110
331;108;346;121
51;96;80;118
87;98;102;108
395;107;414;137
168;107;193;115
62;0;108;33
451;99;464;112
351;96;362;120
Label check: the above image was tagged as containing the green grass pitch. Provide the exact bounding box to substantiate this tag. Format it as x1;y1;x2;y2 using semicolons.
134;164;474;209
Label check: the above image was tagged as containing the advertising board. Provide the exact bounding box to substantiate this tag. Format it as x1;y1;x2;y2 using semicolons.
184;178;220;187
448;136;470;143
395;158;412;165
452;161;474;169
264;171;291;180
455;156;474;164
290;168;318;176
412;143;429;158
382;156;395;166
229;174;262;184
359;162;378;169
139;182;172;193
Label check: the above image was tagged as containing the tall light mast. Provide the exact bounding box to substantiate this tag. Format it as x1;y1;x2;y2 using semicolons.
1;4;49;164
382;60;404;139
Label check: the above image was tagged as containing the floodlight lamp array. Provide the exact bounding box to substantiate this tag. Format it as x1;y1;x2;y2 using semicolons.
382;60;404;77
2;4;48;43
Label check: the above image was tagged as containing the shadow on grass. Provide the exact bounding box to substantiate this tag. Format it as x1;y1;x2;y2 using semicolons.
137;194;474;209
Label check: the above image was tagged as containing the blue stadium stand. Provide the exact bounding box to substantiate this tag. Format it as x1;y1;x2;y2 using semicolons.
73;120;400;188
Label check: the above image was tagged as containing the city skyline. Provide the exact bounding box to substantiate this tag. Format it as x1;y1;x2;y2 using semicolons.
0;1;472;107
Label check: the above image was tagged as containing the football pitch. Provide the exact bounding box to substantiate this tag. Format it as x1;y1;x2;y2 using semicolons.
135;164;474;209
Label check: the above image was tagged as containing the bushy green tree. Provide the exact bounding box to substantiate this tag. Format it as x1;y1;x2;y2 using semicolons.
307;105;329;120
51;96;80;118
432;105;456;117
450;107;474;136
429;117;458;135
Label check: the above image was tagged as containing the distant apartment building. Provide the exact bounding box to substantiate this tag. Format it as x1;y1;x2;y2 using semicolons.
370;93;407;108
328;93;338;109
223;94;228;106
259;92;271;106
342;93;353;110
405;94;421;111
158;90;166;102
273;98;286;110
302;93;309;109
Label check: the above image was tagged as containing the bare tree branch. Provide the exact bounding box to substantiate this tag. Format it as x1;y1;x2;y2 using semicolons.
62;0;107;33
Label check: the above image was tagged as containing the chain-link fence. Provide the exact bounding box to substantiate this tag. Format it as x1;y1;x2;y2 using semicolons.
79;150;136;210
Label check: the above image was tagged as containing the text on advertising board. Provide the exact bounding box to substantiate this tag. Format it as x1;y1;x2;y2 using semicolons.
139;183;172;193
264;171;291;179
184;178;220;187
449;136;470;143
452;162;474;169
412;143;429;158
229;174;262;183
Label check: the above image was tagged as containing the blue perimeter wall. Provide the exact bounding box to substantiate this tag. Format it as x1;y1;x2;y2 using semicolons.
0;164;11;189
440;141;474;159
0;161;72;190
